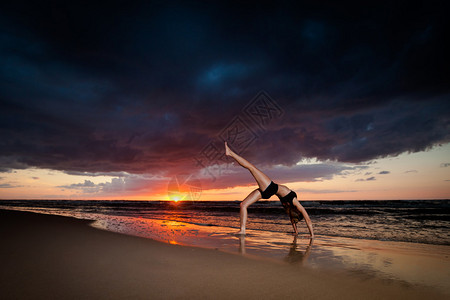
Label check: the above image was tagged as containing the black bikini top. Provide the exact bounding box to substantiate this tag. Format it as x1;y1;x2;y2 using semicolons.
278;191;303;223
277;191;297;205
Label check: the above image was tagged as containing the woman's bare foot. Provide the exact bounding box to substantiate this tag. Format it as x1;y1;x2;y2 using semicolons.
225;142;233;156
235;230;245;235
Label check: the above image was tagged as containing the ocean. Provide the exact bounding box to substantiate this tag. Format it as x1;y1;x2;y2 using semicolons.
1;199;449;246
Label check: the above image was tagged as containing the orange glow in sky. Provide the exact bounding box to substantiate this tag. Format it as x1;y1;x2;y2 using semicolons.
0;144;449;201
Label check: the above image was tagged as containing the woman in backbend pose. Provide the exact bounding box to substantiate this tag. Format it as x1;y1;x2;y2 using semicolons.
225;142;314;237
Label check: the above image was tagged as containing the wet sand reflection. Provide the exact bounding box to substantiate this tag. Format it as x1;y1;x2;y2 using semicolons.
284;236;314;265
238;234;314;266
89;215;450;295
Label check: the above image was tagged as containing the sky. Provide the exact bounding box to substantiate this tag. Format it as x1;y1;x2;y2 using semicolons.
0;1;449;201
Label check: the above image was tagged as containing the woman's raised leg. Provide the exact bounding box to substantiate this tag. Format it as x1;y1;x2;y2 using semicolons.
225;142;272;191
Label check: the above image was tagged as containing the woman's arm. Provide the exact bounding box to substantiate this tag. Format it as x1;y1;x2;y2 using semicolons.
290;218;298;235
293;199;314;238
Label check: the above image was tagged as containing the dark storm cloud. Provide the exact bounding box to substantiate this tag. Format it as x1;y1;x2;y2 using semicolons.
0;1;449;182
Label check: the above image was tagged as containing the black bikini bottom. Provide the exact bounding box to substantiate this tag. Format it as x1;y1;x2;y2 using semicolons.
259;181;278;199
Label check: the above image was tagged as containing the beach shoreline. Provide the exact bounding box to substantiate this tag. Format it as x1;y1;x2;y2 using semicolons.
0;209;448;299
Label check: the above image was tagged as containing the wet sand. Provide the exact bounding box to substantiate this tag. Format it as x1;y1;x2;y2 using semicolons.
0;209;447;299
91;214;450;295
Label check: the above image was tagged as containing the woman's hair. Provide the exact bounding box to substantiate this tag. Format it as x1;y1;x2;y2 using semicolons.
282;202;303;224
289;207;303;224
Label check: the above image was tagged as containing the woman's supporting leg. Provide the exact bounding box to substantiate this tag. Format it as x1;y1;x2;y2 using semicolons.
238;189;261;234
225;142;272;191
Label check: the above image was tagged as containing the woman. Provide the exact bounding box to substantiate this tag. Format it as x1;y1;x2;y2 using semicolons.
225;142;314;237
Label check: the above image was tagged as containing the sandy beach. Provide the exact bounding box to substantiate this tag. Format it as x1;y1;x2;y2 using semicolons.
0;209;448;299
